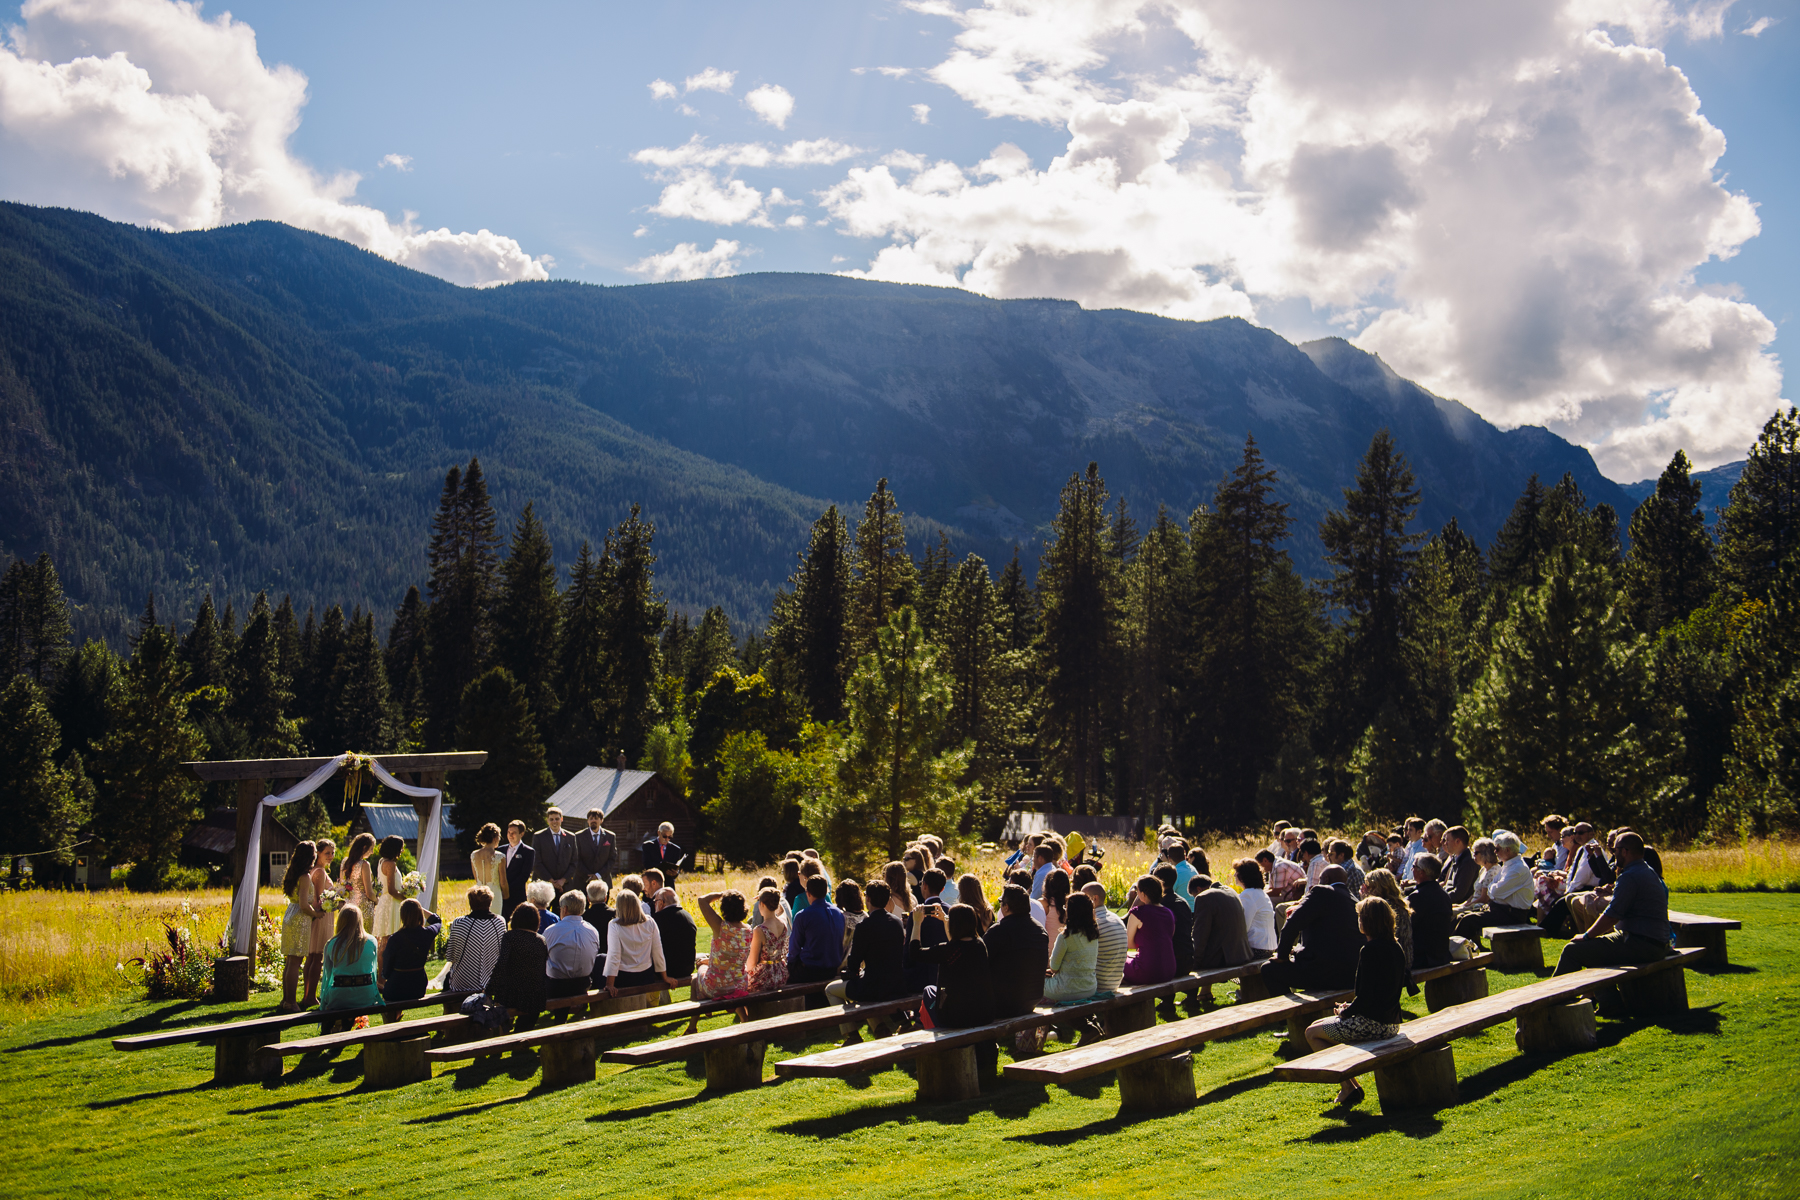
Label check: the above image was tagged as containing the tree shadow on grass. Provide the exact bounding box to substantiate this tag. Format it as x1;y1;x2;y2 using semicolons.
9;1001;207;1052
85;1080;219;1109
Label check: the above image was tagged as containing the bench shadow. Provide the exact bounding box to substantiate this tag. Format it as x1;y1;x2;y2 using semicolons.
228;1087;363;1114
85;1080;219;1109
446;1053;541;1090
405;1090;544;1124
1301;1110;1446;1142
586;1094;707;1122
8;1001;209;1052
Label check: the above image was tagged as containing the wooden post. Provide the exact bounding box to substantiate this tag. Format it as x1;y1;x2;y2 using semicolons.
1103;998;1157;1037
364;1036;432;1088
541;1037;599;1088
1515;999;1597;1053
1490;929;1545;972
213;1033;281;1085
703;1040;766;1090
1117;1050;1197;1111
1372;1045;1457;1111
213;955;252;1003
915;1046;982;1102
1619;965;1688;1016
1424;967;1489;1012
412;769;447;914
1674;926;1729;967
746;996;805;1022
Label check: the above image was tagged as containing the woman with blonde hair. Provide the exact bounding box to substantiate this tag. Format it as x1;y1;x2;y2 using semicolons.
1360;868;1413;969
303;838;336;1008
956;874;994;935
469;822;508;906
340;832;377;930
602;888;677;996
319;904;381;1019
278;841;323;1013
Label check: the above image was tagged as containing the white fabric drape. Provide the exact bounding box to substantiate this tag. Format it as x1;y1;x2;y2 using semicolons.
228;755;444;954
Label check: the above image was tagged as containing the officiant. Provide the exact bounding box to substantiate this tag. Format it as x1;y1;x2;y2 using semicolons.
642;821;685;884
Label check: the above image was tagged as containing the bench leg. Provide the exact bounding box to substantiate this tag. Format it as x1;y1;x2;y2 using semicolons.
1619;966;1688;1017
1372;1045;1456;1112
213;1034;282;1085
915;1046;983;1102
1117;1051;1197;1112
1675;927;1729;968
1104;998;1157;1038
1236;973;1272;1003
1285;1014;1312;1044
540;1037;598;1088
1424;968;1489;1013
745;997;805;1022
363;1036;432;1089
1491;935;1544;972
1515;1000;1596;1054
703;1041;766;1091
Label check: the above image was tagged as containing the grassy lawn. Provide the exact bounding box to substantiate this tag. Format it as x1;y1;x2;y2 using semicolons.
1;894;1795;1200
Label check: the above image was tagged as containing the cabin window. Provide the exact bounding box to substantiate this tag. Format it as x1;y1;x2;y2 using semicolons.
268;851;290;878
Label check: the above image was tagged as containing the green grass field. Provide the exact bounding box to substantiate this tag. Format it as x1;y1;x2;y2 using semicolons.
3;894;1796;1200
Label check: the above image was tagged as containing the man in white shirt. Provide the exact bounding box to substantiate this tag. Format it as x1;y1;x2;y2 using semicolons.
1081;882;1128;995
544;890;600;1004
1234;860;1278;955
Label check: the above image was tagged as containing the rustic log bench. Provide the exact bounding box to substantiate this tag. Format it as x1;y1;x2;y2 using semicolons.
420;979;831;1088
1482;924;1547;971
1668;910;1741;967
110;990;477;1084
602;994;923;1090
1271;947;1703;1111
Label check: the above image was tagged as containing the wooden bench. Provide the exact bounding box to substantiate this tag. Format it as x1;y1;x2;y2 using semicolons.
110;991;477;1084
602;994;923;1091
1669;910;1741;967
1483;924;1547;971
1272;947;1703;1111
420;980;832;1088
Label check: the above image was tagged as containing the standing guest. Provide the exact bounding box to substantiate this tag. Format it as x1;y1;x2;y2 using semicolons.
575;808;618;890
371;835;406;963
1082;882;1129;996
1303;896;1409;1107
278;841;323;1013
544;890;600;1002
488;903;550;1032
602;890;678;995
745;887;790;994
836;880;867;958
1042;891;1101;1005
501;820;534;919
1041;868;1072;945
1259;866;1359;994
828;880;909;1004
1362;868;1414;969
319;905;381;1014
695;890;753;1000
526;881;561;934
304;839;337;1008
1257;849;1306;905
641;821;685;883
1235;860;1278;956
1327;840;1365;896
1552;833;1671;1012
1407;853;1454;969
983;884;1048;1018
470;824;509;912
381;899;442;1002
788;875;847;1006
340;832;377;932
652;888;698;978
1122;875;1177;985
956;874;994;934
1440;826;1478;905
1190;874;1253;970
1153;865;1194;977
532;807;577;896
909;903;995;1029
1453;830;1536;947
444;886;506;993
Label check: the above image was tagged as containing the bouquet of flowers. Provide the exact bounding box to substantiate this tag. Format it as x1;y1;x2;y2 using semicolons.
319;889;347;913
400;871;425;899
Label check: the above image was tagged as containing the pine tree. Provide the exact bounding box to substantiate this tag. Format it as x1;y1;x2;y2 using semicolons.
384;586;429;737
302;605;348;752
849;479;917;658
915;532;953;635
272;596;302;698
779;505;853;721
1037;462;1120;814
493;502;560;738
229;592;301;757
424;458;502;749
177;593;230;693
1320;430;1423;709
1718;407;1800;603
1716;559;1800;832
1624;450;1716;633
451;666;555;851
551;540;608;778
333;608;395;752
50;640;121;763
996;547;1038;653
684;607;735;696
178;593;242;774
0;553;73;685
1488;475;1550;591
1455;546;1685;833
598;505;666;763
0;676;81;863
1119;507;1188;820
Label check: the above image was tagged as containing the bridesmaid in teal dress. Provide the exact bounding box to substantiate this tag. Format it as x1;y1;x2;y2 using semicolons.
320;904;382;1024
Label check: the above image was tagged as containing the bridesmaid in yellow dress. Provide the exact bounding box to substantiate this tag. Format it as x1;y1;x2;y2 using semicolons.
470;823;508;907
303;838;336;1007
278;842;323;1013
341;832;377;932
371;835;407;977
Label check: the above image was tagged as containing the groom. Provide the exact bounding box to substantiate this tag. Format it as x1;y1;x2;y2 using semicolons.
533;807;577;896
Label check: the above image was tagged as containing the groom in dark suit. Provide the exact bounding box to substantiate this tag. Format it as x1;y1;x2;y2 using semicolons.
533;807;577;896
575;809;617;890
502;819;535;918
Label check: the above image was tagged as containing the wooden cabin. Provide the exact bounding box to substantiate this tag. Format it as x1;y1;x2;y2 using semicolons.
541;767;697;861
351;803;461;875
181;808;300;886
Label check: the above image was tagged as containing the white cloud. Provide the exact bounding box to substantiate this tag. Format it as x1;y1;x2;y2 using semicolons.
744;83;794;129
1740;15;1775;35
853;66;914;78
628;237;742;281
801;0;1787;479
683;67;736;94
648;78;678;100
632;136;859;170
378;152;411;171
650;171;771;226
776;138;860;165
0;0;548;287
911;102;931;123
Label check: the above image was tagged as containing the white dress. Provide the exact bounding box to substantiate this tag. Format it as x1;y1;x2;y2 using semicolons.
373;859;404;938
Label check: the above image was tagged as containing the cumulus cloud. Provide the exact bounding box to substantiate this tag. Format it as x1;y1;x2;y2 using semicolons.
378;152;411;171
683;67;735;94
628;237;742;281
1740;15;1775;34
0;0;547;287
744;83;794;129
911;102;931;123
803;0;1786;478
648;77;678;100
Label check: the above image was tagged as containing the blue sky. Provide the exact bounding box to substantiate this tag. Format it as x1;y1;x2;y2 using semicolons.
0;0;1792;481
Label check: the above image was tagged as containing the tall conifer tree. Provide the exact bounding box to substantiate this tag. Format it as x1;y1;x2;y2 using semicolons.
1037;462;1119;813
849;479;916;657
781;505;852;721
598;505;666;763
1718;407;1800;603
0;553;73;685
493;502;561;738
1624;450;1716;632
552;540;607;777
424;458;502;749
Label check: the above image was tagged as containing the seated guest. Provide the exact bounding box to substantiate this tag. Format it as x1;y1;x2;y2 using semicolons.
1122;875;1177;985
781;857;805;911
909;903;995;1029
901;847;929;902
1164;841;1198;910
837;880;868;957
602;889;677;995
1440;826;1477;905
1185;845;1212;882
1029;842;1059;899
1041;868;1071;945
1385;831;1408;874
379;898;441;1002
792;859;825;915
746;888;790;993
1327;839;1365;896
616;873;646;897
1299;838;1329;889
320;905;382;1013
1362;867;1414;968
1453;830;1536;947
1152;865;1194;976
1552;833;1671;1012
827;880;908;1004
1355;831;1389;875
1191;873;1253;969
984;884;1048;1017
1009;868;1046;925
747;875;780;927
788;874;847;1007
584;880;615;953
1071;862;1099;890
1042;891;1101;1005
444;886;506;993
652;887;698;978
1235;859;1278;956
935;857;959;890
955;874;994;934
801;847;833;892
526;880;560;934
1398;817;1427;875
1257;849;1306;905
1303;896;1409;1107
1539;814;1569;869
1083;882;1129;996
1407;853;1454;969
694;890;753;1000
1259;865;1359;994
544;890;600;1003
488;903;549;1032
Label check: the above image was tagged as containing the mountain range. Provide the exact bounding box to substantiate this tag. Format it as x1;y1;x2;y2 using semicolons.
0;201;1641;644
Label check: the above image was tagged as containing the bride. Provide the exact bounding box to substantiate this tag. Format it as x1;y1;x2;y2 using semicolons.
470;823;508;907
372;835;407;978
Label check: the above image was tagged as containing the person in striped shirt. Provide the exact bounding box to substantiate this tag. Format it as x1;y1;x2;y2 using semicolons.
1080;881;1128;996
